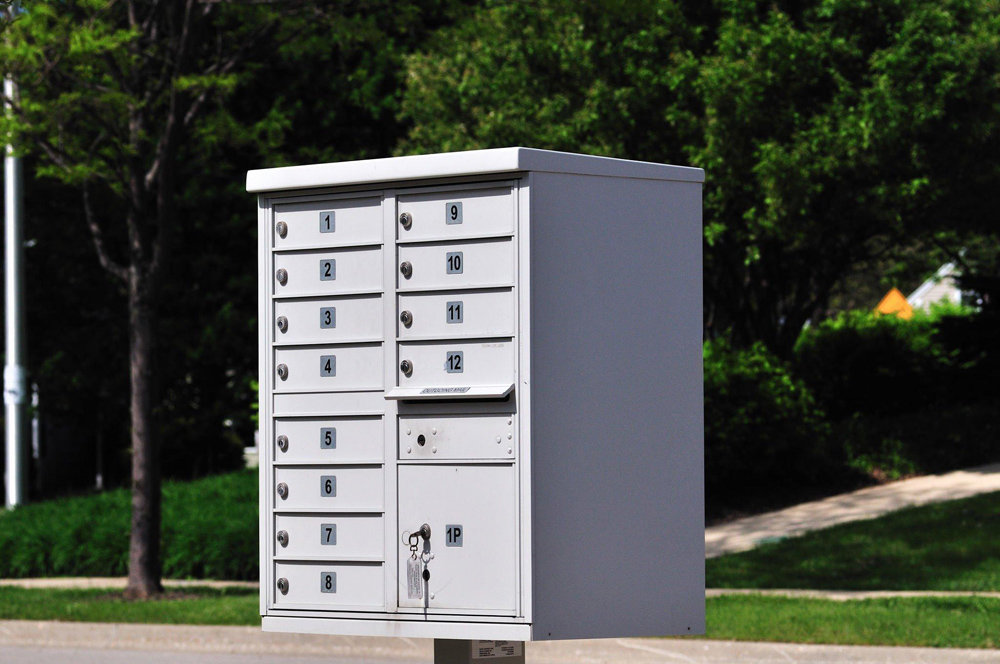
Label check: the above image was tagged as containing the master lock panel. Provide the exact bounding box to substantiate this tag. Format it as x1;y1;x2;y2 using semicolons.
273;344;382;393
274;514;384;560
397;340;514;389
399;415;515;460
397;239;513;291
397;187;514;243
273;196;382;249
274;247;382;297
274;466;383;511
398;465;517;613
273;561;384;610
397;290;514;340
274;295;383;345
273;416;383;464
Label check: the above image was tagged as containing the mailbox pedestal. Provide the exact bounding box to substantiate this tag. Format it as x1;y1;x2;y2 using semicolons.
249;147;705;642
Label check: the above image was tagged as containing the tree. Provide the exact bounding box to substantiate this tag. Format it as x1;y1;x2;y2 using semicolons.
399;0;1000;355
0;0;291;598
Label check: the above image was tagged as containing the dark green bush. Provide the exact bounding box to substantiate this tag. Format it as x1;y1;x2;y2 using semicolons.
0;470;258;580
793;307;969;419
705;339;839;514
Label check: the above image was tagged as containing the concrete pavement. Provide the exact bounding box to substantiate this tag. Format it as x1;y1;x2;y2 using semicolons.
706;463;1000;558
1;622;998;663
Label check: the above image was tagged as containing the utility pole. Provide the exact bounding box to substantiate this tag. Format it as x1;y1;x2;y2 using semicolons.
4;3;27;508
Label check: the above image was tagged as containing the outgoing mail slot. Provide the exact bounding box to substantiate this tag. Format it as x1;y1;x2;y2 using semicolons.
397;290;514;340
273;344;382;393
274;514;384;560
397;187;513;242
274;417;383;464
274;295;383;345
274;247;382;297
397;239;513;292
397;340;513;389
274;466;383;511
399;415;515;460
397;465;516;612
274;196;382;249
273;561;384;610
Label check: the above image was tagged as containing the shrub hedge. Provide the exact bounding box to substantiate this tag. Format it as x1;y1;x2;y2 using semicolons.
0;469;257;580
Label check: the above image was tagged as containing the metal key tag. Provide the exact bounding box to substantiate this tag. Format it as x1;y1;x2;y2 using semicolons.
407;554;423;600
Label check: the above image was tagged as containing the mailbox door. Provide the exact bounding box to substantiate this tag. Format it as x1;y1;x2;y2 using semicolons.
397;465;517;613
274;247;382;297
273;344;383;393
397;187;514;242
274;295;383;345
273;562;384;610
273;416;383;464
397;290;514;340
397;239;513;291
273;196;382;249
397;340;514;389
274;514;384;560
274;466;384;511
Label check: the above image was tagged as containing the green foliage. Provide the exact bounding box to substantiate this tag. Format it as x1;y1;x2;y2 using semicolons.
707;490;1000;592
704;338;836;513
0;470;258;580
400;0;1000;354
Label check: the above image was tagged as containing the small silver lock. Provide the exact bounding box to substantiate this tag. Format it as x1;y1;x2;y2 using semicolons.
276;435;288;452
275;221;288;238
276;316;288;333
399;261;412;278
276;364;288;380
277;577;289;594
276;482;288;499
399;212;413;230
400;359;413;376
400;310;413;327
276;530;289;547
275;268;288;285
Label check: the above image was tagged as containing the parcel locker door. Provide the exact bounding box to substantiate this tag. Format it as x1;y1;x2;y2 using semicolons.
397;465;516;613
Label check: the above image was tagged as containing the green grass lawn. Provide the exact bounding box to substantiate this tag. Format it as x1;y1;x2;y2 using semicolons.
1;588;997;649
707;490;1000;591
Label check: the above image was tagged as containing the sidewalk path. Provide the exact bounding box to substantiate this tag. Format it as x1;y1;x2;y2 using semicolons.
706;463;1000;558
707;588;1000;601
1;621;998;663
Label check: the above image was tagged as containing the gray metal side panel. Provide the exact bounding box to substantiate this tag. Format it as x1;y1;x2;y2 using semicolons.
528;172;705;640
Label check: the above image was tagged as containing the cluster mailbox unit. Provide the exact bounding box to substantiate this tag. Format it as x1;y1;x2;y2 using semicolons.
249;148;704;647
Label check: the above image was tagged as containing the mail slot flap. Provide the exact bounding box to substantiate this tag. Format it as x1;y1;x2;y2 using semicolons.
274;196;382;249
273;561;384;610
274;466;384;511
273;416;383;463
397;290;514;340
397;239;513;292
273;344;383;393
274;514;384;560
397;187;513;242
397;465;517;612
399;415;515;460
398;340;514;389
274;247;382;298
274;295;383;345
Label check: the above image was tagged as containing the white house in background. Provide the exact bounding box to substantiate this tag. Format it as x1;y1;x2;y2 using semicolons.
907;262;963;312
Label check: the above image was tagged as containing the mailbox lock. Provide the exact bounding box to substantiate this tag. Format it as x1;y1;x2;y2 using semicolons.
276;482;288;499
277;577;289;594
406;523;431;547
399;261;412;279
400;359;413;376
276;316;288;333
276;364;289;380
276;530;289;547
276;435;288;452
417;434;426;446
275;221;288;238
399;212;413;230
400;310;413;327
275;268;288;285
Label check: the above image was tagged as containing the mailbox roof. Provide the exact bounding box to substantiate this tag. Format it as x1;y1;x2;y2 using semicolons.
246;147;704;193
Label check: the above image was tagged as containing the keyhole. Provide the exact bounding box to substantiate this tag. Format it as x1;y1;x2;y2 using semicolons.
417;434;426;446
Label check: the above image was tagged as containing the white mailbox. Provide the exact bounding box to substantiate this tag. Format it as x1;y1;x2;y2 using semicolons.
250;148;704;642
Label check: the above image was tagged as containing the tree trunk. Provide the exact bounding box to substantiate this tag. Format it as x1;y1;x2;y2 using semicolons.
124;267;162;599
